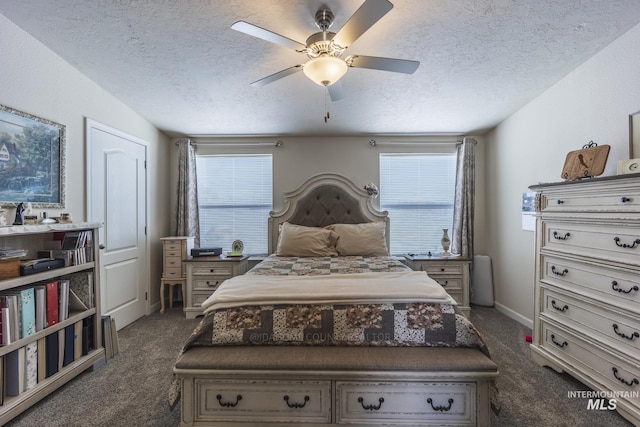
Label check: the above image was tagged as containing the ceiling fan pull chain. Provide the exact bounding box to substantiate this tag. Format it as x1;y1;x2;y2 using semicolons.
324;85;330;123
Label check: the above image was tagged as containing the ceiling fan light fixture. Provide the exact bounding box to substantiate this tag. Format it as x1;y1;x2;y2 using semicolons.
303;56;348;86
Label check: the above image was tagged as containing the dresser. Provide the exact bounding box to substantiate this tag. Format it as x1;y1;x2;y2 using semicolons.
530;174;640;425
184;255;249;319
160;236;194;314
404;255;471;317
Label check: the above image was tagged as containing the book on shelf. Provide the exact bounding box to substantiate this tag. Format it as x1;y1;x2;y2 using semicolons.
1;294;20;345
5;348;25;396
58;280;70;322
46;281;59;327
34;285;47;332
73;320;83;360
63;324;74;367
24;342;37;391
37;337;47;382
45;331;58;378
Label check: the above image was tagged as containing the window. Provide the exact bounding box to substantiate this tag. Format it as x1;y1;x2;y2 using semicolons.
196;154;272;254
379;153;456;254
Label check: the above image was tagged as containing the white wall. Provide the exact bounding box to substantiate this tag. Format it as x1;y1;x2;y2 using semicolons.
0;14;172;309
485;22;640;326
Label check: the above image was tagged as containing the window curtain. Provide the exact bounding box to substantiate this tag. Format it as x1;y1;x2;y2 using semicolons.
175;138;200;246
451;137;476;258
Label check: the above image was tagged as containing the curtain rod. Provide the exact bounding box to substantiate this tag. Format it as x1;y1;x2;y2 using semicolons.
369;139;464;147
177;140;283;147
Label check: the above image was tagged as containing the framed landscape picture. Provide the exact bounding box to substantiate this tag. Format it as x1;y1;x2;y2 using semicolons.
0;104;65;208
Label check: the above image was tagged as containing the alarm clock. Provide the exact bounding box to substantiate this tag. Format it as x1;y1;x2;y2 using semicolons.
617;159;640;175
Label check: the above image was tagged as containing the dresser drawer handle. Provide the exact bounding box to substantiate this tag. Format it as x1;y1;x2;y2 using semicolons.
611;281;639;294
614;237;640;249
427;397;454;412
551;266;568;277
551;300;569;312
217;394;242;408
621;196;632;203
358;397;384;411
551;334;568;348
557;200;564;204
552;231;571;240
209;268;216;273
612;324;640;341
283;395;309;408
612;367;639;387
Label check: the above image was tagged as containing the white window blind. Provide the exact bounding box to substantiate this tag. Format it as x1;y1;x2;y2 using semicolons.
379;153;456;254
196;154;272;254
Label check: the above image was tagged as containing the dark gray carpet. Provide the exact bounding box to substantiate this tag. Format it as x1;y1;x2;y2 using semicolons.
5;306;634;426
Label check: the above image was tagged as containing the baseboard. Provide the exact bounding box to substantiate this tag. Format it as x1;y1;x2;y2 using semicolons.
494;301;533;329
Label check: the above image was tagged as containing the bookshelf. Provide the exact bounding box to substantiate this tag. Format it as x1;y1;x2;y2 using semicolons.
0;222;104;424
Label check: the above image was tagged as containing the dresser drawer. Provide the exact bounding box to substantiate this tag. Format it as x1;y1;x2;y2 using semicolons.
541;221;640;264
541;288;640;358
191;264;233;276
540;255;640;313
541;323;640;407
163;267;183;279
540;189;640;213
193;379;331;424
163;240;186;252
336;381;475;425
163;256;183;270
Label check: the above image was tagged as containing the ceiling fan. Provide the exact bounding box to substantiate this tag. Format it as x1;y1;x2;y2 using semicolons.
231;0;420;102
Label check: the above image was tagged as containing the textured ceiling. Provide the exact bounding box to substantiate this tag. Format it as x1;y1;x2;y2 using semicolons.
1;0;640;137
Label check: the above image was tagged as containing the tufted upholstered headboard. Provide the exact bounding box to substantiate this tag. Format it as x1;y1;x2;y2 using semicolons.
268;173;389;254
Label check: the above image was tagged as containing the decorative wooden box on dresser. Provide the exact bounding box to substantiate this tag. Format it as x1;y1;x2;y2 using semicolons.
184;255;249;319
160;236;194;313
530;173;640;425
404;254;471;317
0;222;104;424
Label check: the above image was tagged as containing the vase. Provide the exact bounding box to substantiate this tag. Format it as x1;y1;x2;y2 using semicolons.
441;228;451;255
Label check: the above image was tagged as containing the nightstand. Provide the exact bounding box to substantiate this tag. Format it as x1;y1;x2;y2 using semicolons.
160;236;194;313
404;254;471;317
184;255;249;319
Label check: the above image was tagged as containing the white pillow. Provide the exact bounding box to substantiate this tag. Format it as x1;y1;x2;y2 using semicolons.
276;222;339;257
330;222;388;256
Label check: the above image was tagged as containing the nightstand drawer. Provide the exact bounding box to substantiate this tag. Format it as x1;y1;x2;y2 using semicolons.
192;265;233;276
194;277;228;291
421;264;464;276
193;291;215;307
336;381;475;425
432;277;462;290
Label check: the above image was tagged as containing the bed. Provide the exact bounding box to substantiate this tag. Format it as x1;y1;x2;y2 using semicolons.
171;173;498;426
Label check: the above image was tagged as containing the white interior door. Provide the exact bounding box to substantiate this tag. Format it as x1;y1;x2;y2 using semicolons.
86;119;148;330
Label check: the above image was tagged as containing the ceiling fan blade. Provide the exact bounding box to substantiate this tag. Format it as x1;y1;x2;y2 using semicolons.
328;80;345;101
231;21;306;51
250;65;303;87
347;55;419;74
333;0;393;47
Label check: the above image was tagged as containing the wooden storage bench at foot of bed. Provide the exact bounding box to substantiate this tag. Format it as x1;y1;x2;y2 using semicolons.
174;346;498;426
